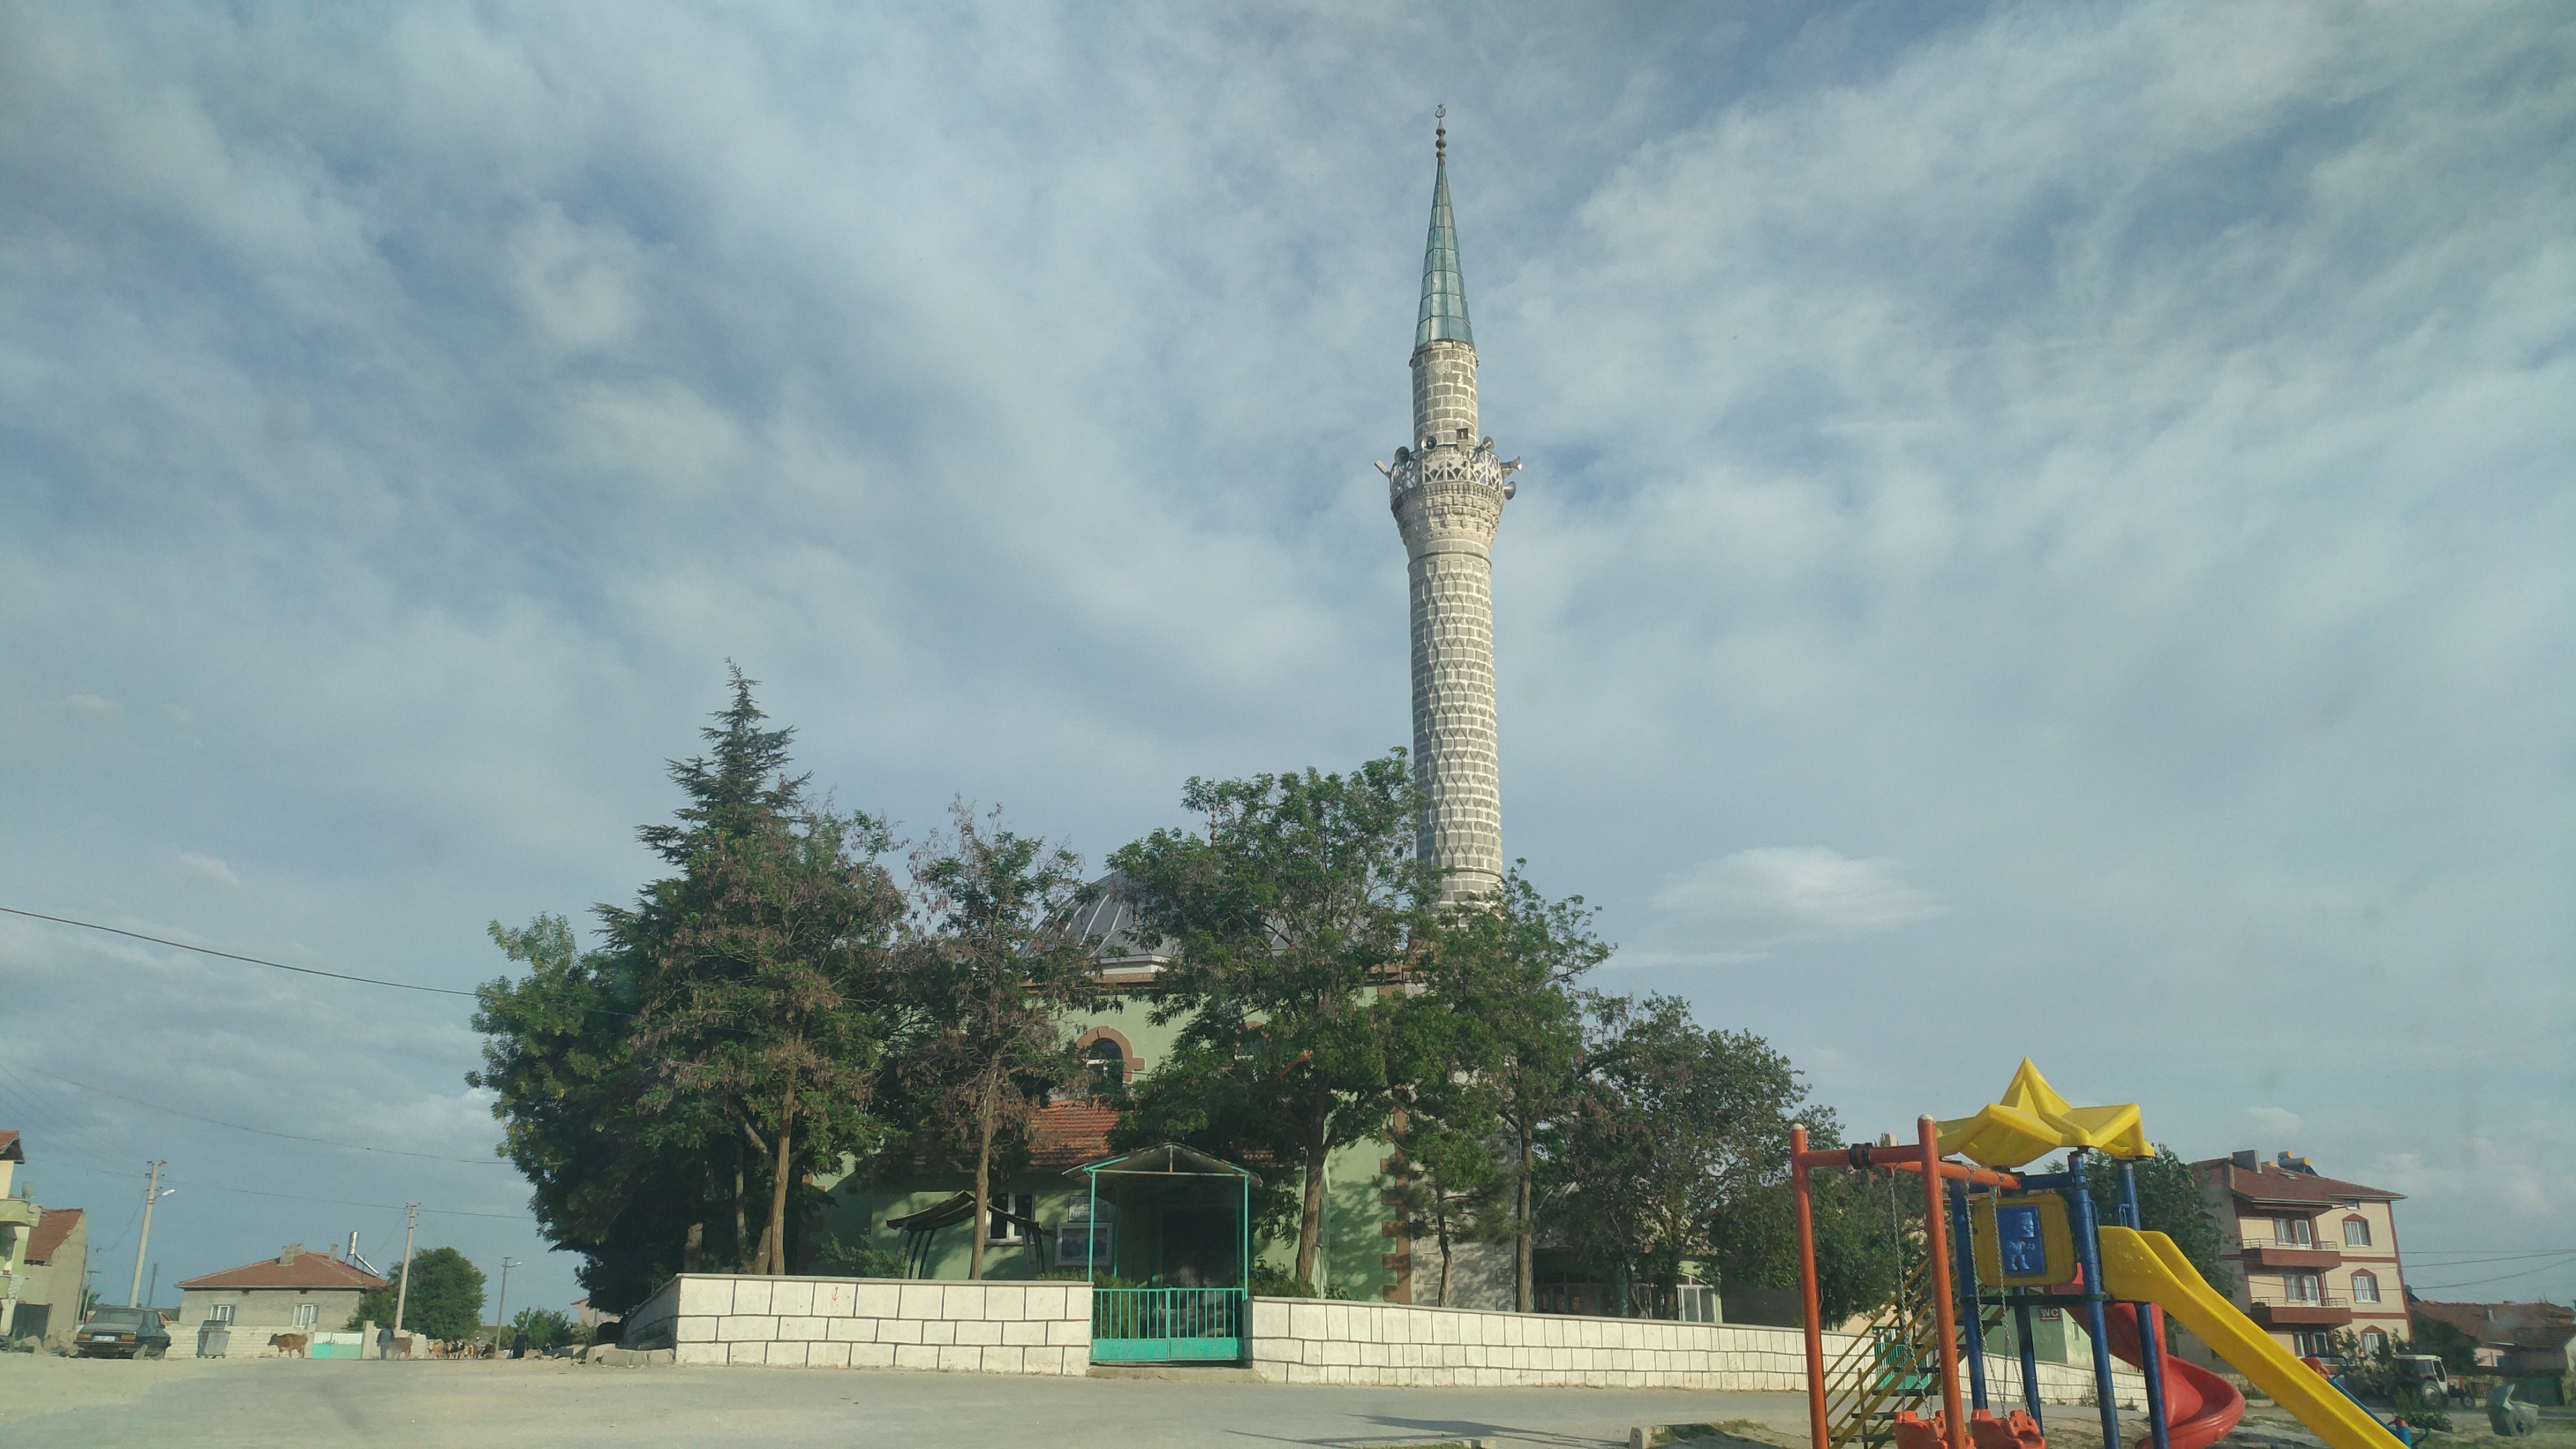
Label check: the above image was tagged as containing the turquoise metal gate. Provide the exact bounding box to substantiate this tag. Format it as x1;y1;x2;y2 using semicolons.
1090;1287;1246;1362
1074;1144;1256;1366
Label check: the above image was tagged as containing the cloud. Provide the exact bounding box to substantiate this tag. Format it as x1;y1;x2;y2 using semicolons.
0;1;2566;1308
2234;1106;2304;1144
175;851;241;887
1650;847;1946;949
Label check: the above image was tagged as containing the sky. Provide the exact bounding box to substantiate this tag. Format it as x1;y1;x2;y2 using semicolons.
3;2;2569;1318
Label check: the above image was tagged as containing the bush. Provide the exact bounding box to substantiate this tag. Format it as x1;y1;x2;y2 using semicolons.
808;1227;906;1279
512;1307;575;1354
1248;1263;1314;1297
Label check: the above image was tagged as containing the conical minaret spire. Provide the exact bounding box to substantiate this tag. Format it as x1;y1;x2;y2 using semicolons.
1380;111;1518;900
1417;115;1472;350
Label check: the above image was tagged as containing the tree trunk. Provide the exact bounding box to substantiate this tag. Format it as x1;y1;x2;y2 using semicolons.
734;1152;751;1273
1436;1214;1452;1308
1294;1095;1330;1287
683;1222;703;1273
969;1072;998;1281
1515;1126;1536;1313
766;1081;798;1276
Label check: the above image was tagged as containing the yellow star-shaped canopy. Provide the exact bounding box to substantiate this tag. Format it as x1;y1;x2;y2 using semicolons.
1934;1059;2149;1168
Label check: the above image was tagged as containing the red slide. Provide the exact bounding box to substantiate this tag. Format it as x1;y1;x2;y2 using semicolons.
2099;1301;2247;1449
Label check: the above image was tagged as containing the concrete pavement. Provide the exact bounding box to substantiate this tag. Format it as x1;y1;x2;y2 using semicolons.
1;1354;1814;1449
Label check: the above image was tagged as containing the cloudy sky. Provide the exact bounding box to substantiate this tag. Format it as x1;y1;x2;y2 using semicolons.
4;3;2569;1317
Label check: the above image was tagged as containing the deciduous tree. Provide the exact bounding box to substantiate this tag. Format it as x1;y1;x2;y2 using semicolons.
1407;864;1605;1311
1112;754;1438;1287
900;802;1101;1280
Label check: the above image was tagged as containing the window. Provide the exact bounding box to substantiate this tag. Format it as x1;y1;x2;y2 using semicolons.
2343;1217;2371;1247
2293;1330;2337;1358
1083;1038;1126;1085
208;1303;235;1325
2274;1218;2314;1246
2361;1330;2387;1353
986;1192;1037;1245
2286;1271;2324;1304
292;1303;319;1328
1055;1199;1114;1271
2352;1271;2379;1304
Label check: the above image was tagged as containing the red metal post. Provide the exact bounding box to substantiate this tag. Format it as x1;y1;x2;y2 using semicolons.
1919;1116;1968;1449
1794;1125;1828;1449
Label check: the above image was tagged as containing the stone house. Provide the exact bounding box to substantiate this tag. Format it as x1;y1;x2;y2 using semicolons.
1;1130;92;1347
2412;1300;2576;1378
174;1243;388;1354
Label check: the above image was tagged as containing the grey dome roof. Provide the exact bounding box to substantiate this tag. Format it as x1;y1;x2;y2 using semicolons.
1067;870;1173;967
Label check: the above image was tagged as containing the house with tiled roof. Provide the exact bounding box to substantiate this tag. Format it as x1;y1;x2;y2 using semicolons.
2192;1149;2412;1360
2412;1299;2576;1377
1;1130;93;1348
174;1243;388;1354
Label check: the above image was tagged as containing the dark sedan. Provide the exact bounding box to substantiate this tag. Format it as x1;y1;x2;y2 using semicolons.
72;1305;171;1358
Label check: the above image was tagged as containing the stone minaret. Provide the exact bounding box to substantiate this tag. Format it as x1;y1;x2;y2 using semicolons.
1383;115;1518;900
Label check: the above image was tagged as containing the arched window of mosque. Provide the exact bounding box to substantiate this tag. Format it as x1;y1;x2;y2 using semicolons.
1085;1037;1126;1083
2343;1216;2371;1246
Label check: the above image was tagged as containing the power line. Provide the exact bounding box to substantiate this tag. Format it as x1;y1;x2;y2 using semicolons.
2410;1252;2576;1292
14;1062;513;1167
9;1154;531;1221
0;905;478;997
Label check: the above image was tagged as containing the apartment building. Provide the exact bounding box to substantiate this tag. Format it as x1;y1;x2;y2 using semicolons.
2194;1150;2411;1359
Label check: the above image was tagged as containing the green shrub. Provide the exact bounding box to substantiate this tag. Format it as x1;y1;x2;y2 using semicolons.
1248;1263;1314;1297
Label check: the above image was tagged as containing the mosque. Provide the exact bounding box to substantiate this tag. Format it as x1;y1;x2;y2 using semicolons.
818;123;1541;1312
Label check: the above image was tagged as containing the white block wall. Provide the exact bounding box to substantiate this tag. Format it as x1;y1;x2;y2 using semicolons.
1246;1297;2146;1403
623;1275;1090;1374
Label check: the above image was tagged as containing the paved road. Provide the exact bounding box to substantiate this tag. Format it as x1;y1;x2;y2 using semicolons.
1;1356;1813;1449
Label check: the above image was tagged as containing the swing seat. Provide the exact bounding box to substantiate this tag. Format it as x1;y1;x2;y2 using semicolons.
1970;1409;2047;1449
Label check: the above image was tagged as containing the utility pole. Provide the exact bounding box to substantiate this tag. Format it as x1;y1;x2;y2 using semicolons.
146;1263;159;1311
391;1203;419;1340
127;1162;168;1307
494;1256;519;1354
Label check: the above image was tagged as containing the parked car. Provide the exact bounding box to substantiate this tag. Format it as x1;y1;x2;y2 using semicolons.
72;1306;171;1359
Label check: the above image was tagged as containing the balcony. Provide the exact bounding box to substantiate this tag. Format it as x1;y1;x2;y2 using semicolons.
2248;1294;2351;1330
2239;1238;2342;1271
0;1197;40;1231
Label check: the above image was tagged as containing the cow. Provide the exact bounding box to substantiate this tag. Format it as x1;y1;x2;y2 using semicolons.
269;1332;311;1358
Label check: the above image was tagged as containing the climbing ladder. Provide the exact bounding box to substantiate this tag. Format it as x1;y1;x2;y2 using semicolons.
1824;1258;2006;1449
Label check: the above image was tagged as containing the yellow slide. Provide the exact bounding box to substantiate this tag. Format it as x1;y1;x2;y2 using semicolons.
2096;1227;2405;1449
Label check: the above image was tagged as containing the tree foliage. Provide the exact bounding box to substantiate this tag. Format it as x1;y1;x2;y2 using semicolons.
1546;995;1827;1316
474;669;904;1307
2409;1312;2480;1375
2076;1146;2235;1295
350;1247;484;1343
1403;864;1604;1309
898;801;1100;1280
1111;753;1439;1285
511;1306;575;1354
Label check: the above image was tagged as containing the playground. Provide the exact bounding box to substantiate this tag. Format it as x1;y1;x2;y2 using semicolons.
1786;1062;2461;1449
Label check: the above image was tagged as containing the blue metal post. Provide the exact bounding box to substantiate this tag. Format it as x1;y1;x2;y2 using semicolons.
2067;1152;2124;1449
2118;1161;2174;1449
2014;1295;2045;1428
1950;1182;1990;1412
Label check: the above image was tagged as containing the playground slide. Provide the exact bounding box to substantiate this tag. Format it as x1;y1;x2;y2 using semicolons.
2096;1227;2405;1449
2099;1298;2245;1449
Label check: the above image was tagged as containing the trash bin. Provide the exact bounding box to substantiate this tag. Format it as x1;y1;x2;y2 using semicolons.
197;1326;230;1358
